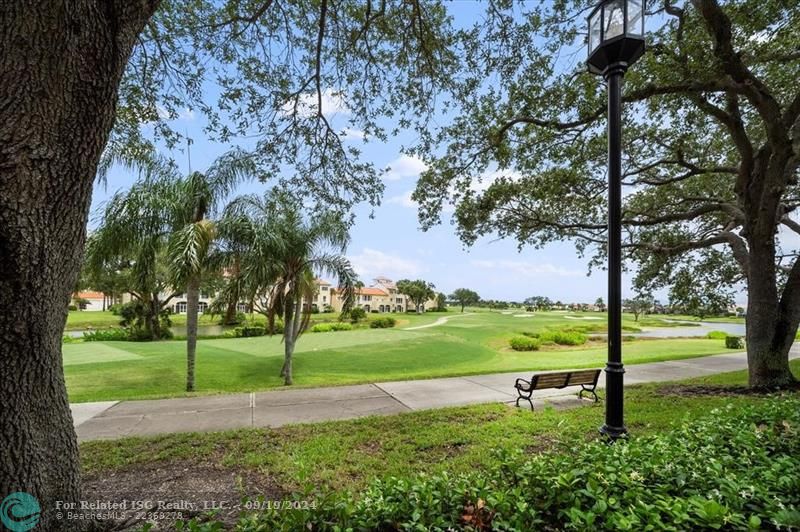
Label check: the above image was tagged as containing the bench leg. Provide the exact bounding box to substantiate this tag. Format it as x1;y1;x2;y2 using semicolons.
515;394;534;411
580;385;599;403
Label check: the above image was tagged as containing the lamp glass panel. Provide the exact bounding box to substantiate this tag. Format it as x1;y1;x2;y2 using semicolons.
604;0;625;39
589;10;602;52
627;0;643;35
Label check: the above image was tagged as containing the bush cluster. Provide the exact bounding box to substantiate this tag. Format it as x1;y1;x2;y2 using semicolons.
218;398;800;531
369;317;396;329
225;325;266;338
706;330;728;340
525;329;588;346
82;329;132;342
725;335;745;349
311;322;353;333
509;335;541;351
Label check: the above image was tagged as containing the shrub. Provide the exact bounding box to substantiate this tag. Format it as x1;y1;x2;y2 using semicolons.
312;322;353;332
369;317;396;329
108;304;122;315
725;335;744;349
221;398;800;531
706;330;728;340
61;335;79;344
509;336;540;351
68;304;78;311
348;307;367;323
237;326;266;337
82;329;130;342
536;330;587;346
323;304;334;313
310;305;320;314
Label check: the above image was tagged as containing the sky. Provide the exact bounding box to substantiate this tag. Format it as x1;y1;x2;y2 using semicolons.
89;2;746;305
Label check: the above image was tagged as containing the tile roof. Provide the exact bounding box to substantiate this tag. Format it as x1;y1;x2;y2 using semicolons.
75;291;105;299
358;287;388;296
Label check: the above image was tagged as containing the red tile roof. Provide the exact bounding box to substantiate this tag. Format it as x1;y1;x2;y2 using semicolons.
357;287;388;296
315;278;332;286
75;291;105;299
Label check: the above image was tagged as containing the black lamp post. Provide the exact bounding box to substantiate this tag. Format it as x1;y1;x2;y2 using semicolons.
587;0;645;440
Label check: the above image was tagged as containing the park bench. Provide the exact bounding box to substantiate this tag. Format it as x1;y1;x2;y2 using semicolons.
514;369;601;411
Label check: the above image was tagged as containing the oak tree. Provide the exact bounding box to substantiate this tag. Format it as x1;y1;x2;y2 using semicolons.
0;0;455;527
413;0;800;388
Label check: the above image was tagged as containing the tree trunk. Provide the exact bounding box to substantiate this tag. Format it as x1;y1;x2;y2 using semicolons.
281;297;295;385
185;276;201;392
0;2;157;528
745;235;797;387
223;257;241;325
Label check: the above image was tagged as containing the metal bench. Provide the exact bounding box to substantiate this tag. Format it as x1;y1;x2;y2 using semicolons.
514;369;601;411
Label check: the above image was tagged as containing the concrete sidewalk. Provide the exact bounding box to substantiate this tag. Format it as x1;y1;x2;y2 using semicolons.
72;349;800;441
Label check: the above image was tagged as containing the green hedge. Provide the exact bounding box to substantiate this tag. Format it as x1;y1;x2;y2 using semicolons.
526;329;588;346
82;329;131;342
706;330;728;340
725;335;745;349
311;322;353;333
221;397;800;531
369;317;396;328
509;335;541;351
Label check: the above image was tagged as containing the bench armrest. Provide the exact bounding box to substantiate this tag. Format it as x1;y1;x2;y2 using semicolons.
514;378;532;391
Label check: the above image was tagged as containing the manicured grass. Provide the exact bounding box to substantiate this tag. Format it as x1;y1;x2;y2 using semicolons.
64;311;734;402
80;360;800;493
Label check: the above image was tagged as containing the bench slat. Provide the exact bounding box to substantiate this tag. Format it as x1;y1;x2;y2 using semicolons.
566;370;601;386
532;373;569;389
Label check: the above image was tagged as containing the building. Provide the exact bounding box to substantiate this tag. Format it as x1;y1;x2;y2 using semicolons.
312;278;333;311
71;291;109;312
326;276;438;313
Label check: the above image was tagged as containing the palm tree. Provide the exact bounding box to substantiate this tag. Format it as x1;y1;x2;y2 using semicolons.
166;150;256;391
221;192;357;385
89;150;256;391
87;171;180;340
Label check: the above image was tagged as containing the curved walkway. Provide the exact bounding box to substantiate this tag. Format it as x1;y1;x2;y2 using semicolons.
71;348;800;441
403;312;474;330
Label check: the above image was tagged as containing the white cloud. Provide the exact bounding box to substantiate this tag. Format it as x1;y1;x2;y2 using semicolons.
340;127;367;141
383;154;428;181
470;259;583;278
281;88;350;118
348;248;423;280
387;190;418;208
470;169;524;193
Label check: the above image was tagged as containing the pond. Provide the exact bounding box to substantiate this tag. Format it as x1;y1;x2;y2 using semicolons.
634;320;746;338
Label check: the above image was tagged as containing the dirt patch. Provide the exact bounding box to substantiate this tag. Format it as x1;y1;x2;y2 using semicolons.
355;440;383;455
656;383;800;397
83;461;283;530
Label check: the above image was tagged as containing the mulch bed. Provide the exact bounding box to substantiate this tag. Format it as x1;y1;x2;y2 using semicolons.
656;382;800;397
83;461;282;530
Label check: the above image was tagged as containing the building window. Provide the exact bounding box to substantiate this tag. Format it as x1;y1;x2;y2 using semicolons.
321;286;328;291
198;302;208;313
323;295;327;302
176;301;187;313
237;303;248;312
363;295;372;301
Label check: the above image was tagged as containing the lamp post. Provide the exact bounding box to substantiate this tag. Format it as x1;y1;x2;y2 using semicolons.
587;0;645;440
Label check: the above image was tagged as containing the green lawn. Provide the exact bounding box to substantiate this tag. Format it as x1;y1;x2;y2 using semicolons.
65;310;734;402
80;360;800;494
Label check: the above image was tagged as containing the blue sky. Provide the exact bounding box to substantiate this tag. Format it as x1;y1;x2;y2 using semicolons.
90;2;742;305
